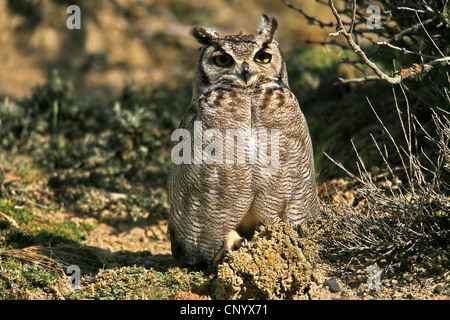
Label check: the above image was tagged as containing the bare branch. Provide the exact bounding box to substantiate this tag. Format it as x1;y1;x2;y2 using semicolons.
339;56;450;84
337;75;384;84
376;41;442;60
284;0;449;85
366;96;414;193
328;0;402;84
386;17;435;42
349;0;357;35
396;6;427;13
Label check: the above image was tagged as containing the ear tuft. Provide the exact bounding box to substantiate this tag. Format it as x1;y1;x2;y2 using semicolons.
256;14;278;42
190;27;218;46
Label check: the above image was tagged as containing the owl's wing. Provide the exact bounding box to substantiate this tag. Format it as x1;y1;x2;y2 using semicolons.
250;84;319;226
168;89;253;266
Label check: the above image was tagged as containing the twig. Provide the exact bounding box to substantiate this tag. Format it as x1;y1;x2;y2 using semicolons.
385;17;435;42
376;41;441;60
323;152;365;185
12;196;51;210
349;0;357;35
396;7;427;14
337;75;383;84
366;97;414;194
339;56;450;84
1;188;51;210
393;84;412;168
415;12;450;67
370;133;395;177
0;210;19;228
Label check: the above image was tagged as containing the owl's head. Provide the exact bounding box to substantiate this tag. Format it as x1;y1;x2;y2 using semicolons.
191;14;288;90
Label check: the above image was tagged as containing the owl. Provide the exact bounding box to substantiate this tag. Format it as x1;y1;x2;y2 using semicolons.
168;14;319;268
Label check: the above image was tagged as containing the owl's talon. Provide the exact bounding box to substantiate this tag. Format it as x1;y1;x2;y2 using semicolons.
256;221;266;232
214;230;249;265
239;237;248;248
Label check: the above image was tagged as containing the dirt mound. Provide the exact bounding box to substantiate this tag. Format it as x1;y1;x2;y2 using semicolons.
213;222;326;300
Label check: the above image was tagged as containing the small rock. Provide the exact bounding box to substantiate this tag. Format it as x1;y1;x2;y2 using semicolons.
433;285;443;294
323;278;340;293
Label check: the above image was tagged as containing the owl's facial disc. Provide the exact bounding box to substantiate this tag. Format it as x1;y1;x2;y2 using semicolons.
201;40;282;87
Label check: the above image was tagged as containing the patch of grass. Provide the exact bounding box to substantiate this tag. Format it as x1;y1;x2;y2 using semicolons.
44;220;95;243
0;197;94;248
0;257;63;299
66;266;210;300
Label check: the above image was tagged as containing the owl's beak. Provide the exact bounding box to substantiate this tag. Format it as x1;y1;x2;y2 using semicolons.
241;62;250;84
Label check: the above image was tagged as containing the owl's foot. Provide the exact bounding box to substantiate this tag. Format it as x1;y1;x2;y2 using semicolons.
256;221;266;232
214;230;247;265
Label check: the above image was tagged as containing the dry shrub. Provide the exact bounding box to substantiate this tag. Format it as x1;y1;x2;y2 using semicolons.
315;100;449;275
283;0;449;276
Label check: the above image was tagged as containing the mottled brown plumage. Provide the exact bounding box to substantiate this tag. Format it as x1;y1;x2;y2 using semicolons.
168;14;319;268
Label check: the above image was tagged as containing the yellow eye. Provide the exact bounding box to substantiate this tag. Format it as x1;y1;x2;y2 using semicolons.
214;54;233;67
255;51;272;64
